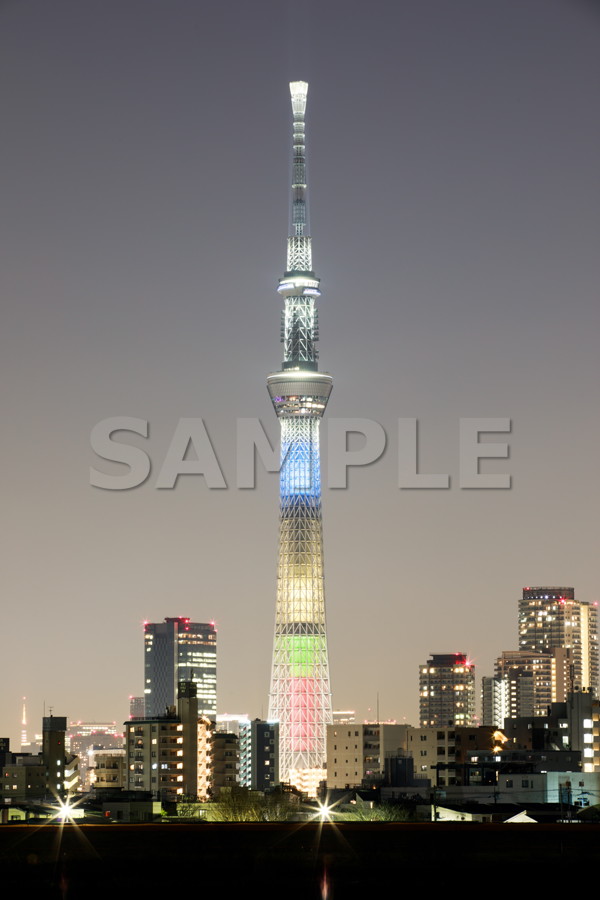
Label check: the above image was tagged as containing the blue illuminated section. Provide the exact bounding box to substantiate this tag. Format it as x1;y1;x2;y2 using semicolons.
280;422;321;499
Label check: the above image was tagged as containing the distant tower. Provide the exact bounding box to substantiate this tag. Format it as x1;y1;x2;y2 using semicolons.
267;82;333;790
21;697;29;751
144;618;217;718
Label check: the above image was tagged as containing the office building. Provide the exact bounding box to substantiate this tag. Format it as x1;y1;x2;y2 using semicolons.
144;617;216;718
419;653;476;727
267;82;333;791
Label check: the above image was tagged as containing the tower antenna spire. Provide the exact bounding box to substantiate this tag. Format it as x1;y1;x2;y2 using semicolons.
267;82;333;795
289;80;309;239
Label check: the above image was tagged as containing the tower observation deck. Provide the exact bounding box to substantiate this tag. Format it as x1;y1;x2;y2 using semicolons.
267;82;333;792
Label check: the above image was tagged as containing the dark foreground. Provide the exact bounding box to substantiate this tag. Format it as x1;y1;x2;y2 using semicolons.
1;822;597;897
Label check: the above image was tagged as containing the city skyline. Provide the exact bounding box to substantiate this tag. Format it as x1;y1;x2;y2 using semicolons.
1;1;599;748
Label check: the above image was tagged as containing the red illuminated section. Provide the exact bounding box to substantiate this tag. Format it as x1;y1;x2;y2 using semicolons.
288;678;322;753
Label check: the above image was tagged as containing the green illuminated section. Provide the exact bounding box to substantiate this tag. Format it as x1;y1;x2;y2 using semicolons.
285;635;323;676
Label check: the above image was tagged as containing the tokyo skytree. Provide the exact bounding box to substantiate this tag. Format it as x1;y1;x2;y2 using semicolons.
267;81;333;791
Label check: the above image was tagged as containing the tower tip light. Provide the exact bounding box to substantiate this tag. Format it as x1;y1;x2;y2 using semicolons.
290;80;308;97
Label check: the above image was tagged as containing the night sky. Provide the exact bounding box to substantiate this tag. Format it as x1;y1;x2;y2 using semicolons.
2;0;599;746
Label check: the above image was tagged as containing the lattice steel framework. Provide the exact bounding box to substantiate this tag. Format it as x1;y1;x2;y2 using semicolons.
267;82;333;784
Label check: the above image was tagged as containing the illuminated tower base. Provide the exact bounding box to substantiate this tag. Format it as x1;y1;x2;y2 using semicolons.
267;82;333;793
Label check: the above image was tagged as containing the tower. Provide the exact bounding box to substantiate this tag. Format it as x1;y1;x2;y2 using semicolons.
267;82;333;790
419;653;475;727
21;696;29;751
144;617;217;719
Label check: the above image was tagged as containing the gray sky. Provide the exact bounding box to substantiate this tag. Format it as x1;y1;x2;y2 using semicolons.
1;0;599;746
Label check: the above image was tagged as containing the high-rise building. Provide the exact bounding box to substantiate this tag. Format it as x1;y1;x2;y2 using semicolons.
42;715;79;797
494;649;570;718
419;653;476;727
481;675;509;728
144;617;216;719
519;587;598;694
267;82;333;791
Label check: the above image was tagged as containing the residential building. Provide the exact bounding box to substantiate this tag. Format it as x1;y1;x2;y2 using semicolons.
419;653;475;727
519;587;598;694
92;750;126;790
210;732;239;796
239;719;279;791
494;649;570;718
481;675;509;728
0;716;79;803
565;689;600;772
407;725;497;787
326;723;411;789
197;716;213;801
126;681;198;800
